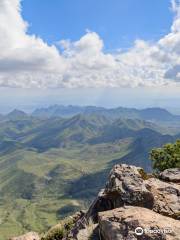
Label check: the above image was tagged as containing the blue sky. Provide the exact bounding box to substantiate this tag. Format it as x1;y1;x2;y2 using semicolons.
22;0;173;51
0;0;180;112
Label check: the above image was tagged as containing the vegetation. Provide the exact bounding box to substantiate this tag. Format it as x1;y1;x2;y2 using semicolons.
41;216;74;240
150;140;180;171
0;110;179;239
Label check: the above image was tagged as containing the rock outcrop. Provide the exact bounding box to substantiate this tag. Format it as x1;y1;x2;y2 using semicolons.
68;164;180;239
10;232;40;240
99;206;180;240
145;177;180;219
83;165;154;223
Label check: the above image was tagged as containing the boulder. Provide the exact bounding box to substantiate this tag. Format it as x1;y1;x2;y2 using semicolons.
85;164;154;221
145;178;180;220
76;223;99;240
159;168;180;183
99;206;180;240
10;232;40;240
105;164;154;208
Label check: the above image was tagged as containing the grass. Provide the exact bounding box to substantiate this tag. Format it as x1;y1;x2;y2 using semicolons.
0;140;131;240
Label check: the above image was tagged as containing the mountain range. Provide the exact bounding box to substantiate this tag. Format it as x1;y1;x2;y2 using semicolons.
0;106;179;239
32;105;180;122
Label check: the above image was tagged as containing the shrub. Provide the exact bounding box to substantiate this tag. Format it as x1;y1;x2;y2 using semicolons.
41;227;65;240
41;217;74;240
150;140;180;172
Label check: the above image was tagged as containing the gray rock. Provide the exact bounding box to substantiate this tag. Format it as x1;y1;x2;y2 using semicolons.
10;232;40;240
159;168;180;183
105;164;154;208
85;164;154;221
99;206;180;240
145;178;180;220
67;165;180;239
77;223;99;240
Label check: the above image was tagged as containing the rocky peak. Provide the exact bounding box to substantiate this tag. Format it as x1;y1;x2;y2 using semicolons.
69;164;180;239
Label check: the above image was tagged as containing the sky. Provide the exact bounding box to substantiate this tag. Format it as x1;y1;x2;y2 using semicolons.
0;0;180;112
21;0;172;50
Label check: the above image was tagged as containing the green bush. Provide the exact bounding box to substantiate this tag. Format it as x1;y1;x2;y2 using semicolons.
41;217;74;240
42;227;65;240
150;140;180;172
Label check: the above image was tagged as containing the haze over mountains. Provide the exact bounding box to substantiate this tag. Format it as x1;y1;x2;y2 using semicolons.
0;105;180;239
32;105;180;122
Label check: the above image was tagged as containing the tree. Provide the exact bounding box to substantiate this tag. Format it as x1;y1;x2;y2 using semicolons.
150;140;180;172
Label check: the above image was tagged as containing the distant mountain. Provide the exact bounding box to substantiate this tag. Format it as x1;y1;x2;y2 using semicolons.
32;105;180;123
10;114;171;152
139;108;179;121
23;114;110;151
6;109;28;120
32;105;106;118
0;113;176;162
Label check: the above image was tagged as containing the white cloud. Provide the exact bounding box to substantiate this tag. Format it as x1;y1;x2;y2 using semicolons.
0;0;180;88
0;0;66;88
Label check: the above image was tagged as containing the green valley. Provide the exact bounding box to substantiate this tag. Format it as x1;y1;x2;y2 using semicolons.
0;107;179;239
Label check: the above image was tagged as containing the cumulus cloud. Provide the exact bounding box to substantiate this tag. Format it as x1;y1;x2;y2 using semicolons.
0;0;180;88
0;0;66;88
